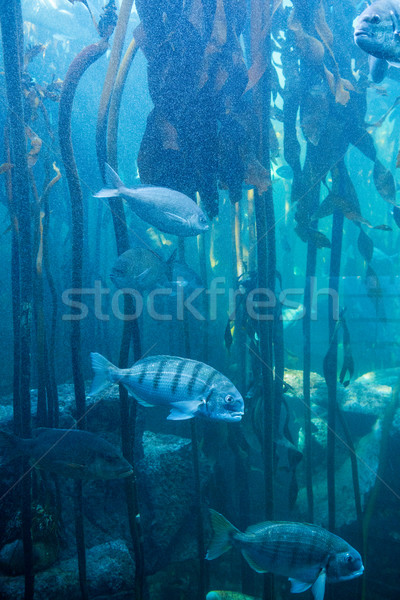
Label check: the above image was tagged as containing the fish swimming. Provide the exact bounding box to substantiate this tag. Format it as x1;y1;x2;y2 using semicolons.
110;247;169;292
90;353;244;421
353;0;400;82
0;428;133;480
206;593;260;600
206;510;364;600
94;163;210;237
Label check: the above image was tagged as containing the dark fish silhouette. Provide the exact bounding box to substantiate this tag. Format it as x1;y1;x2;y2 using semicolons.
206;510;364;600
0;428;133;480
110;247;168;292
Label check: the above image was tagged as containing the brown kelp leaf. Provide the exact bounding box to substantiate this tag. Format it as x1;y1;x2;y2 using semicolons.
307;229;331;248
373;223;392;231
186;0;205;37
393;205;400;228
26;127;42;168
312;193;337;219
224;318;234;351
0;163;14;174
23;44;46;70
244;157;270;194
36;210;44;275
358;228;374;262
158;118;179;151
344;212;372;227
198;0;227;89
373;159;396;204
339;314;354;387
365;264;381;298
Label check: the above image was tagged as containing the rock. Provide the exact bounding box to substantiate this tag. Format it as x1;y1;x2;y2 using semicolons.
0;539;59;575
0;539;135;600
296;424;381;528
137;431;210;574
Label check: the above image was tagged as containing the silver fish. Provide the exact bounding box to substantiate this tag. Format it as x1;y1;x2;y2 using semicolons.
353;0;400;82
0;428;133;480
206;510;364;600
90;353;244;421
94;163;210;237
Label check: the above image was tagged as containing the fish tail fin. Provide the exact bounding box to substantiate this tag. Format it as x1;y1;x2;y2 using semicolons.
105;162;124;190
90;352;120;396
0;430;24;463
205;509;238;560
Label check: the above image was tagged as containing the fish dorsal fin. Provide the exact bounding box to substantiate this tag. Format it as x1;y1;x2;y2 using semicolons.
105;162;124;190
245;521;273;535
241;550;268;573
167;400;204;420
311;569;326;600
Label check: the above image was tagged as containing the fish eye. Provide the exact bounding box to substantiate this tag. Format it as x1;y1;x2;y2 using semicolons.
345;554;354;563
370;14;380;24
199;215;207;223
225;394;234;403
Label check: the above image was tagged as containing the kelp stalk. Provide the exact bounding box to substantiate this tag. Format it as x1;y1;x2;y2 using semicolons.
100;9;145;596
250;1;274;598
0;1;34;597
178;237;207;600
96;0;135;177
59;37;109;600
107;27;142;168
325;163;345;533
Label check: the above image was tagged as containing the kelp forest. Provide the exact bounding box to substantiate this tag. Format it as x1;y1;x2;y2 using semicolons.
1;0;400;599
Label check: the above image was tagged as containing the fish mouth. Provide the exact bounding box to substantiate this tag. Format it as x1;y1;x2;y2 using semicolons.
354;29;372;38
228;411;244;421
118;468;134;478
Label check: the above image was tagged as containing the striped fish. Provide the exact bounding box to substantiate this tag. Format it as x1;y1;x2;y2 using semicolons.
90;353;244;422
206;510;363;600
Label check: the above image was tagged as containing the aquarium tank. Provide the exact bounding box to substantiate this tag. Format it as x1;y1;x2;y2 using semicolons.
0;0;400;599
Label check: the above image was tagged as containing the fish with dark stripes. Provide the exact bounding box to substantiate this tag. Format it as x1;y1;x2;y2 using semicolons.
90;353;244;421
205;510;363;600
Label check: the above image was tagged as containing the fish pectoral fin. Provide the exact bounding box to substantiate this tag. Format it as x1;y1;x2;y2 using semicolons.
241;550;268;573
167;410;194;421
67;463;86;470
132;394;154;408
167;400;203;420
289;579;312;594
135;266;152;283
311;569;326;600
93;188;120;198
164;211;188;225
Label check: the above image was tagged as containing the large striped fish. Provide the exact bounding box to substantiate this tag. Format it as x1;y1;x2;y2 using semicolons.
90;353;244;422
206;510;363;600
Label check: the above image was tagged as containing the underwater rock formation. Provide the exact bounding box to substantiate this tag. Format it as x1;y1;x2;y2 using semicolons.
137;431;211;574
0;539;135;600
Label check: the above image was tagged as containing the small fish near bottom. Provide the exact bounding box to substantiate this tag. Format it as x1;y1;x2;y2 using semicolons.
205;510;364;600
